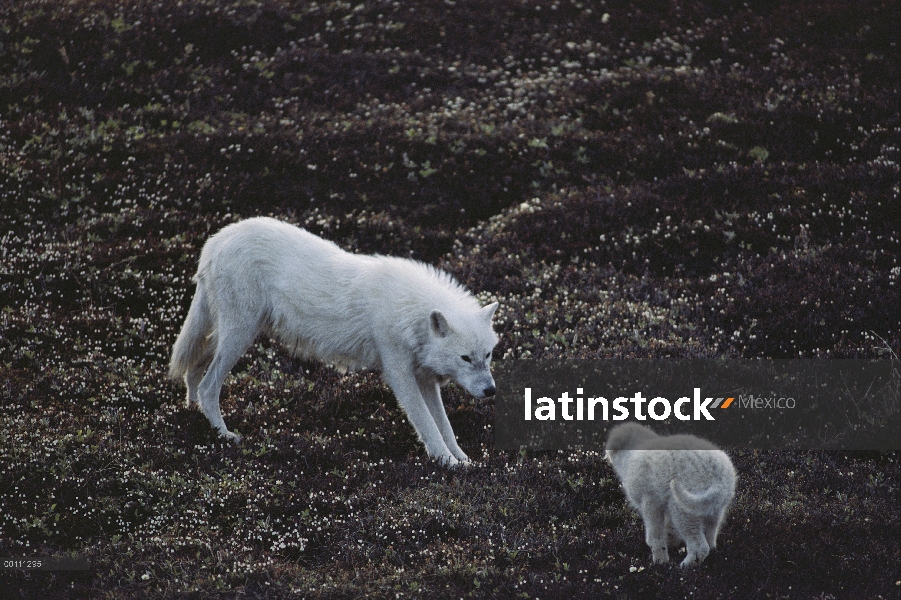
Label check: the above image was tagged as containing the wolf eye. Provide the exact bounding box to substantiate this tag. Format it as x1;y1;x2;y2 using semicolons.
485;351;492;359
460;355;471;363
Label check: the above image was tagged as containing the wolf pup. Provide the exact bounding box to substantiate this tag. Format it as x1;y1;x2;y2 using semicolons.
169;217;499;467
605;423;736;567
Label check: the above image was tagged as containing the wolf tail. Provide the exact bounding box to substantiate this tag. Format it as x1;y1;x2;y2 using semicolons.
169;279;213;382
670;479;724;516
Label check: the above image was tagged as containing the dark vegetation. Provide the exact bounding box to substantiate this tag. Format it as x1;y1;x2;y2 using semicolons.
0;0;898;597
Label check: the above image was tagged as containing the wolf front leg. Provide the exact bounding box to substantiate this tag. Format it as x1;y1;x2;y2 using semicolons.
379;353;459;466
416;374;470;464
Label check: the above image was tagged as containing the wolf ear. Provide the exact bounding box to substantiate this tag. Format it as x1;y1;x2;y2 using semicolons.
430;310;450;337
481;302;499;321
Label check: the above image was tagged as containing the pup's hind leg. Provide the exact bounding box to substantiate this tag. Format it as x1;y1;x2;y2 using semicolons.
704;508;727;550
640;499;670;564
197;324;258;442
417;375;469;464
672;509;710;567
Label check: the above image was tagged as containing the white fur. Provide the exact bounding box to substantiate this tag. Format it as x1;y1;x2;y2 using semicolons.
605;423;737;568
169;217;499;466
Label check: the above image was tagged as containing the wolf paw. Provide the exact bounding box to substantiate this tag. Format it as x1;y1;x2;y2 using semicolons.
219;430;242;443
439;455;472;469
679;553;704;568
452;450;471;463
679;550;708;568
651;547;670;564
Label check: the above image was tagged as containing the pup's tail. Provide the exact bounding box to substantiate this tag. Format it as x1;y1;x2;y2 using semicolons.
169;279;213;382
670;479;725;516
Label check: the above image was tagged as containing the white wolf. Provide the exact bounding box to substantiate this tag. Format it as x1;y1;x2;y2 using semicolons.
605;423;737;568
169;217;499;466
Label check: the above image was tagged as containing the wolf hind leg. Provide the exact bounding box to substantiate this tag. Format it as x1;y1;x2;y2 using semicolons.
185;341;215;408
417;375;469;464
672;509;710;567
680;535;710;567
170;281;215;408
641;499;670;564
197;322;259;442
704;512;724;550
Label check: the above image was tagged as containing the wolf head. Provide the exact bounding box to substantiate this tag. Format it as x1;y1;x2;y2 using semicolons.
605;423;660;461
422;302;499;399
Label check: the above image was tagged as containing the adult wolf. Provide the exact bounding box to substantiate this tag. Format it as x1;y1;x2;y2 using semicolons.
169;217;499;467
605;423;737;568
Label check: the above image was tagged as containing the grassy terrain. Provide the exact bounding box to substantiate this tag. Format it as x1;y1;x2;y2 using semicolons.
0;0;898;598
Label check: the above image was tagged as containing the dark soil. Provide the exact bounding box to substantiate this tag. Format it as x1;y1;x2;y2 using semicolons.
0;1;898;598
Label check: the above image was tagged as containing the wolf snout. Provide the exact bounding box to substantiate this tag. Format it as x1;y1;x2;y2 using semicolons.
483;385;496;398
